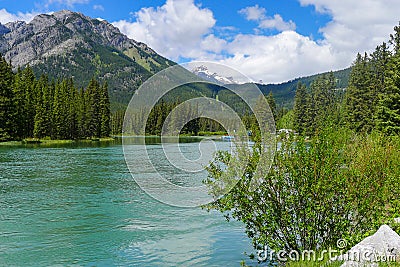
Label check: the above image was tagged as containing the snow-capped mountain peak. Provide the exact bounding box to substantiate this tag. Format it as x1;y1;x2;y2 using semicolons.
192;65;237;85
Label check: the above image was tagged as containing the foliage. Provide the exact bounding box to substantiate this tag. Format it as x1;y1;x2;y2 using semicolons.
293;82;309;135
292;73;338;136
204;22;400;267
0;55;15;141
375;52;400;134
345;24;399;135
0;54;111;141
205;127;400;264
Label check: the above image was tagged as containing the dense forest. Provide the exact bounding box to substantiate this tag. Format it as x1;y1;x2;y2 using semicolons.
0;56;111;141
291;25;400;136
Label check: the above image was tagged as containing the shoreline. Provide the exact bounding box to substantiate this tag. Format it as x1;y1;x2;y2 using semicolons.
0;137;116;146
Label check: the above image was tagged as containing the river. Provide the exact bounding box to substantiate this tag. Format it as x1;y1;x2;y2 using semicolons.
0;138;254;266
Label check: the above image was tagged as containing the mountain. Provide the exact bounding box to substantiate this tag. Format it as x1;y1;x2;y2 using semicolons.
192;65;237;85
0;10;175;108
0;10;351;111
190;64;351;108
256;67;351;107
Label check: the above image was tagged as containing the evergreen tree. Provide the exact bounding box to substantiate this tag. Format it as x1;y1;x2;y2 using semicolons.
100;82;111;137
86;78;102;138
293;82;309;135
66;79;78;139
33;75;52;138
13;68;26;139
389;22;400;54
52;80;70;139
375;53;400;134
77;87;88;138
266;91;277;121
111;110;125;135
370;42;391;96
345;53;374;132
311;73;336;125
22;67;38;138
0;55;15;140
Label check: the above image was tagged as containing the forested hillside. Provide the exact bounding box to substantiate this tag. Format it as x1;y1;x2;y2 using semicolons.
0;55;111;141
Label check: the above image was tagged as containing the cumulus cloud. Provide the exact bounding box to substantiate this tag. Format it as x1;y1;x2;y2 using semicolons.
239;5;266;21
113;0;400;83
299;0;400;54
0;9;38;24
222;32;343;82
113;0;216;60
239;5;296;32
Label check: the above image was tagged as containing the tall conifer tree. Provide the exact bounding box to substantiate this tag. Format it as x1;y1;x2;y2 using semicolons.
0;55;15;140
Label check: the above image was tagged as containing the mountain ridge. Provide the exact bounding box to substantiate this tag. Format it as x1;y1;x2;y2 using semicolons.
0;10;350;109
0;10;175;107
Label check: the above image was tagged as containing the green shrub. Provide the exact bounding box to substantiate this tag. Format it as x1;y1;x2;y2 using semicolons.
205;127;400;264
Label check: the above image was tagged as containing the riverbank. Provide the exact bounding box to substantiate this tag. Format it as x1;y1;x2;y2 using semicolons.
0;137;116;146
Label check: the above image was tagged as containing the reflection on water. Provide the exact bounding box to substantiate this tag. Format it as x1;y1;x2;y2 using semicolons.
0;138;254;266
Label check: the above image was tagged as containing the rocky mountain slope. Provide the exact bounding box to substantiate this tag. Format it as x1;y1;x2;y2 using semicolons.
0;10;174;105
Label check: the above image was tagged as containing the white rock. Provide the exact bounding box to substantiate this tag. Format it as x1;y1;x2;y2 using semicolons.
334;225;400;267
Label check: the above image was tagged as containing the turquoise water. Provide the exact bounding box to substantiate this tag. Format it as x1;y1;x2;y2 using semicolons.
0;139;254;266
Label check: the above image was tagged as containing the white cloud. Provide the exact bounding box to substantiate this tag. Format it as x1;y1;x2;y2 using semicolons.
239;5;296;32
239;5;266;21
299;0;400;54
93;4;104;11
113;0;216;60
0;9;38;24
113;0;400;84
46;0;90;7
259;14;296;31
221;32;343;82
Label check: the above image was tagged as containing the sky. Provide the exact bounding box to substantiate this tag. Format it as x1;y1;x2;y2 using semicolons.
0;0;399;83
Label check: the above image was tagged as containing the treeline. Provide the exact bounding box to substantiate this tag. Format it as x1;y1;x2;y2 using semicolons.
292;23;400;136
122;94;280;137
122;99;226;136
292;72;341;136
0;55;111;141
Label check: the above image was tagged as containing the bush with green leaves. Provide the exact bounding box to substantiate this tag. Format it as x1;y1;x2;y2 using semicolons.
205;127;400;263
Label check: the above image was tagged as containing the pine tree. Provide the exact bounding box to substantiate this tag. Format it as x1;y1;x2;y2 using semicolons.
13;68;26;139
370;42;391;96
85;78;102;138
293;82;309;135
375;53;400;134
22;67;38;138
76;87;88;138
100;82;111;137
389;22;400;54
345;53;374;132
111;110;124;135
311;73;336;125
34;75;54;138
266;91;277;121
0;55;15;140
52;80;70;139
66;79;78;139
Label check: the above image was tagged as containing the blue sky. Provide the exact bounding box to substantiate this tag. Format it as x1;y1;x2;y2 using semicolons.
0;0;399;83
